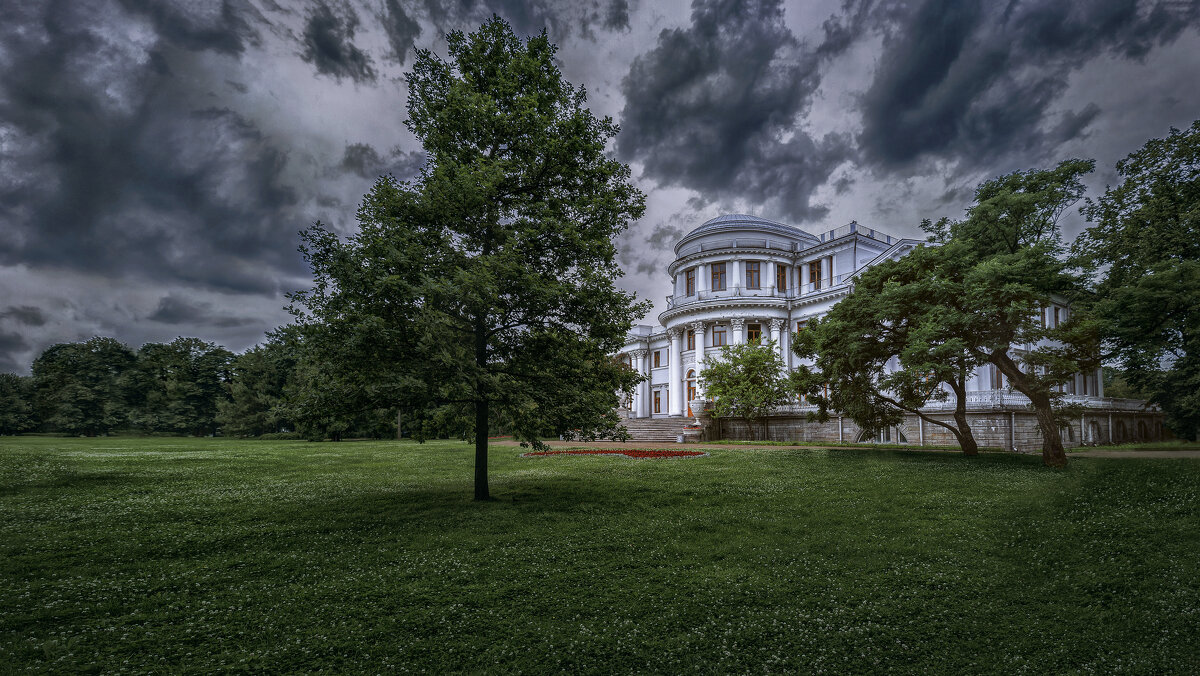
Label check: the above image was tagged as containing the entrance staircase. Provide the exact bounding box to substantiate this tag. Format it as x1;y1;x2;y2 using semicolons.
619;417;694;443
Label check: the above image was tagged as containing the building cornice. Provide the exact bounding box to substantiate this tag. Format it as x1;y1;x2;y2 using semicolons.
658;297;788;326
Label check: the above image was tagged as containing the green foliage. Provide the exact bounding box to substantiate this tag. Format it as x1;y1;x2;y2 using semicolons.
791;243;986;454
0;373;36;434
289;18;648;496
217;330;298;437
3;437;1199;672
127;337;234;436
1077;120;1200;440
31;337;136;436
919;160;1101;467
700;341;791;440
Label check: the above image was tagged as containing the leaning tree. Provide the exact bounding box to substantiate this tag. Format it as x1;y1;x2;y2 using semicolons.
289;18;648;499
790;242;987;455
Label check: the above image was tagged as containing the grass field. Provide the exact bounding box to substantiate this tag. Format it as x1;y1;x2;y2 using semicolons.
2;437;1198;673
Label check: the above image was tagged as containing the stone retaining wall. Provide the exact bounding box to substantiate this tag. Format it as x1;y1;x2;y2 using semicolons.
699;408;1168;451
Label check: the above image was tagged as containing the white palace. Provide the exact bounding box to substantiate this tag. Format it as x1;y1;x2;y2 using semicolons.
618;214;1162;448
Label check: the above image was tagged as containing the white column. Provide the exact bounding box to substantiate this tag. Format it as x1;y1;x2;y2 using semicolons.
821;256;832;289
769;319;784;361
699;262;710;296
766;260;776;296
730;318;745;345
631;349;647;418
732;259;743;292
801;260;810;293
1095;367;1104;398
668;329;683;416
691;321;707;397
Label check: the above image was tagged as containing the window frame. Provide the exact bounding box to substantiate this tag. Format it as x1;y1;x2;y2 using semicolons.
745;261;761;289
711;263;727;291
653;390;661;414
776;264;787;291
685;268;695;296
653;351;661;368
747;323;762;343
712;325;727;347
686;330;695;351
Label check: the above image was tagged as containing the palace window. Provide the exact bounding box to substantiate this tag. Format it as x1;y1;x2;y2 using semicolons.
776;264;787;291
653;351;661;368
713;325;727;346
747;323;762;343
685;268;695;296
797;320;807;333
712;263;727;291
687;330;695;351
746;262;761;289
654;390;661;414
808;260;822;288
1052;306;1061;328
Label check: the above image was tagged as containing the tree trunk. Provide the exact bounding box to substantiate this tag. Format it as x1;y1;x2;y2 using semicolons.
948;379;978;455
474;398;490;501
990;352;1067;468
395;409;402;440
1028;389;1067;468
473;312;491;501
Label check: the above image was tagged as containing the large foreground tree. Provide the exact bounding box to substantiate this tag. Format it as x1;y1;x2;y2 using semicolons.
290;18;647;499
1077;121;1200;440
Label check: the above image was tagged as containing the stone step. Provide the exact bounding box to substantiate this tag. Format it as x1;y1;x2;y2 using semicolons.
617;416;693;442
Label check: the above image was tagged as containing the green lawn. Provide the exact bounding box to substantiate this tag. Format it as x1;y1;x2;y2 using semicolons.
2;437;1198;673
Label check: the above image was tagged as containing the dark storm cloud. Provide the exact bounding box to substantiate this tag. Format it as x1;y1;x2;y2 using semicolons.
858;0;1200;170
0;2;305;296
115;0;265;55
148;294;258;328
0;331;31;374
301;1;377;82
0;306;48;327
381;0;422;63
417;0;638;40
617;0;855;222
339;144;426;180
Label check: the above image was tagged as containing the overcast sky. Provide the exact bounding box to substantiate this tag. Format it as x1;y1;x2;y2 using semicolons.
2;0;1198;373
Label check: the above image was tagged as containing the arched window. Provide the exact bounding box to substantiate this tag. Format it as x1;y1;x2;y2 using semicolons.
1138;420;1148;440
1116;420;1127;443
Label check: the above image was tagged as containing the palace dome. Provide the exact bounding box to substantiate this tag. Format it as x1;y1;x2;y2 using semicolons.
674;213;815;254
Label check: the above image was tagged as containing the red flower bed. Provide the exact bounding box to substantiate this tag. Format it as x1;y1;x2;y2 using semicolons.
522;449;708;459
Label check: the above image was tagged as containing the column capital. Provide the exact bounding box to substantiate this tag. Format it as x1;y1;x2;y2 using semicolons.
689;321;707;333
631;349;648;360
769;318;785;331
666;327;682;339
729;318;745;329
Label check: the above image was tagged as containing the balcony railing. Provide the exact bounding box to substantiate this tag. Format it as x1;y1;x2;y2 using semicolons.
665;271;858;309
772;392;1157;414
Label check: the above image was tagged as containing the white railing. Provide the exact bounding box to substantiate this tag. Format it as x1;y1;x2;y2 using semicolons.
766;393;1157;416
665;271;858;309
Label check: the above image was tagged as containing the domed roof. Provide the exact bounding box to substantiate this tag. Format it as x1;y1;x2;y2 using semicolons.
674;213;816;253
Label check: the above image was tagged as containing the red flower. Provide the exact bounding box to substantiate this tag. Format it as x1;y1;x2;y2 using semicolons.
522;449;707;459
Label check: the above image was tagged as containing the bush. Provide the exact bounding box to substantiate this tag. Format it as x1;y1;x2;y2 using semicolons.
258;432;304;441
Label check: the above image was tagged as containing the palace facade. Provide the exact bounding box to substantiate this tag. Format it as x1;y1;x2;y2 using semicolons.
618;214;1163;449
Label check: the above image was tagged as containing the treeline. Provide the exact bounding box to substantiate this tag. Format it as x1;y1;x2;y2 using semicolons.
0;331;398;440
